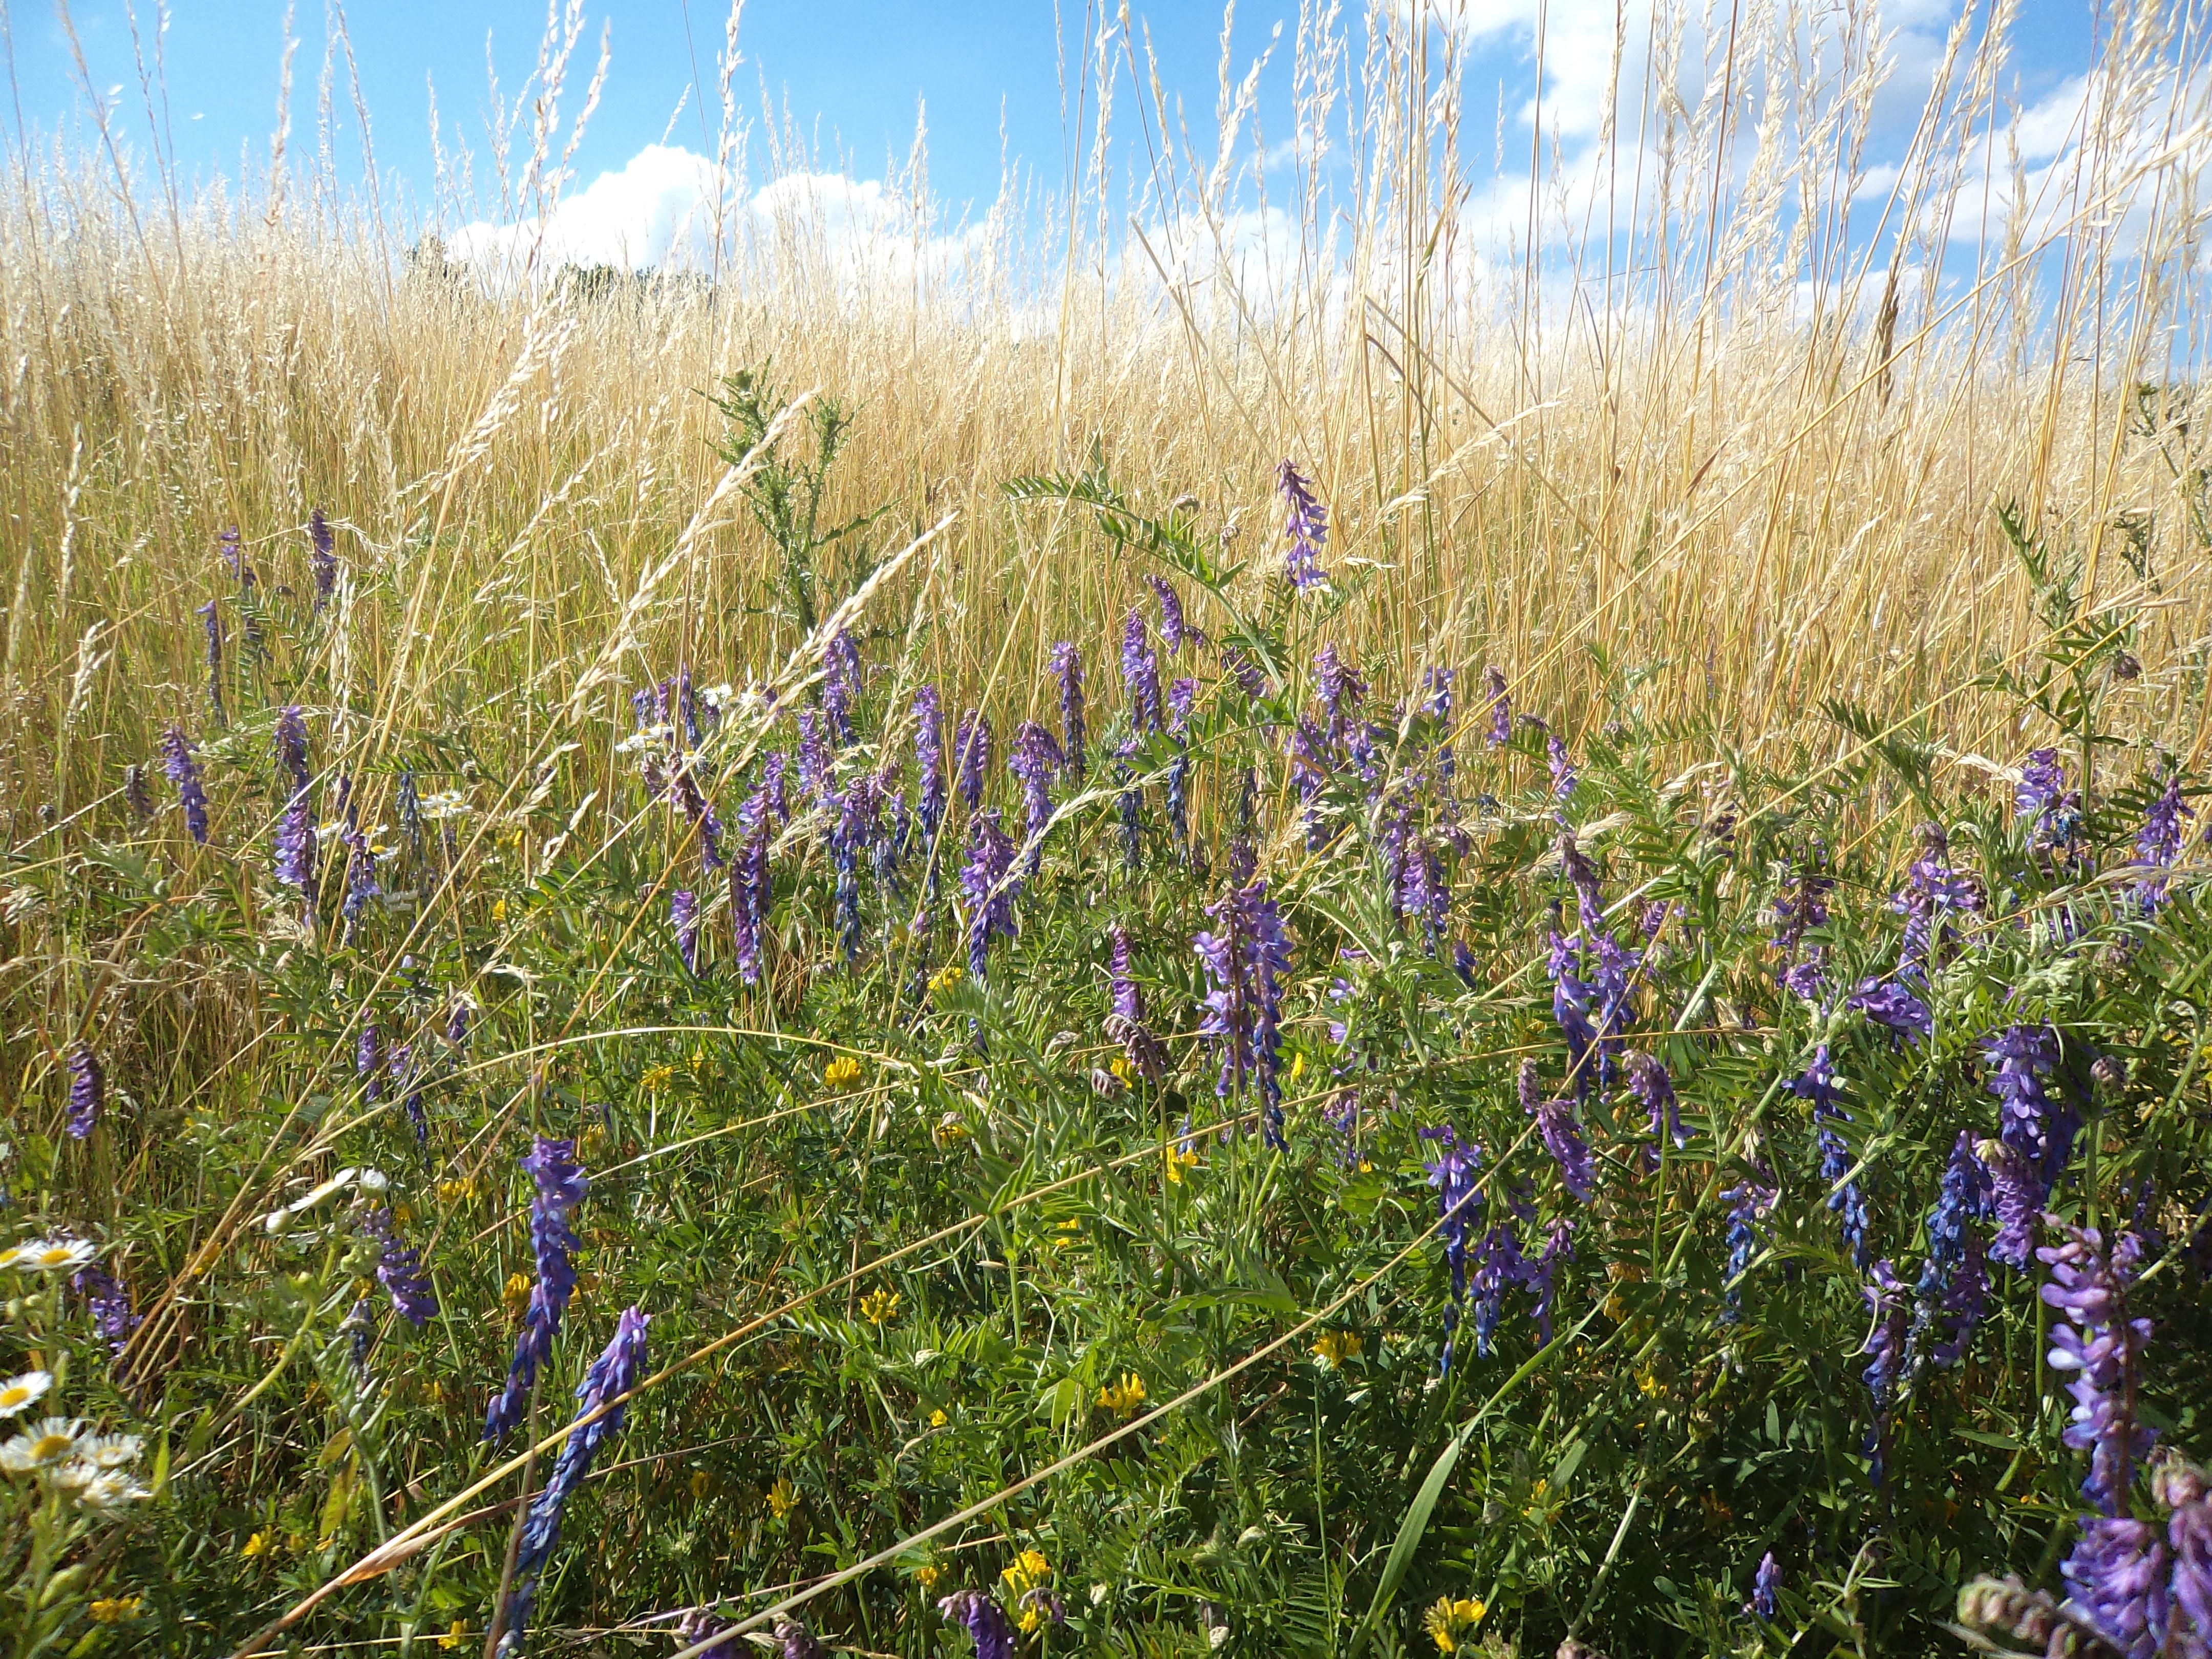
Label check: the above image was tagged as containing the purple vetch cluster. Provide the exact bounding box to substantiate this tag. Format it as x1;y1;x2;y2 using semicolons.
485;1137;589;1441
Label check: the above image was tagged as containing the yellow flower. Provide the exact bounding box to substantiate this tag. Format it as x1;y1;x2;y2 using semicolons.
241;1530;273;1559
1422;1596;1486;1652
88;1596;142;1624
917;1563;944;1591
927;963;963;993
929;1409;948;1428
1165;1143;1199;1184
1312;1329;1363;1368
823;1055;863;1090
438;1620;469;1650
767;1476;798;1519
436;1175;482;1205
1095;1373;1147;1414
640;1064;675;1093
933;1114;970;1146
1002;1548;1052;1593
491;898;508;922
503;1272;532;1317
1051;1218;1081;1249
1108;1054;1134;1082
1289;1051;1306;1083
1019;1605;1044;1634
691;1469;713;1499
859;1288;901;1327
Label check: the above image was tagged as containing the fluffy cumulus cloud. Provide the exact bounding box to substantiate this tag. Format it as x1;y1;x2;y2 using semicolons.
446;145;1000;293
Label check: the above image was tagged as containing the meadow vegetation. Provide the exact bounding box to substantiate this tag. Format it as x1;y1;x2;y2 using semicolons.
5;2;2212;1655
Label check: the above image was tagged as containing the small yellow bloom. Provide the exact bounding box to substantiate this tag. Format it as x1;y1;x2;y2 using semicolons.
691;1469;713;1499
927;963;963;993
436;1175;482;1205
859;1288;901;1327
823;1055;863;1090
640;1063;675;1093
241;1530;273;1559
503;1272;532;1317
929;1409;948;1428
1422;1596;1486;1652
491;898;508;922
767;1476;798;1520
1165;1142;1200;1184
1108;1054;1134;1083
1018;1605;1044;1633
1290;1051;1306;1083
1312;1329;1363;1368
1052;1218;1081;1250
88;1596;142;1624
438;1620;469;1650
933;1114;970;1146
917;1563;944;1591
1003;1548;1052;1593
1095;1372;1147;1414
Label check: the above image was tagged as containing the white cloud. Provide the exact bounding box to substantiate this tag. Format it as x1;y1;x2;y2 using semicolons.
446;144;1006;299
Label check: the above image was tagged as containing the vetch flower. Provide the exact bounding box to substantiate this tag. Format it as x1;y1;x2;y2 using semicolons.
796;709;831;805
2060;1516;2168;1656
310;507;338;611
914;686;946;842
73;1265;140;1352
1105;924;1164;1080
1849;976;1932;1043
1050;643;1086;783
1986;1024;2075;1208
1909;1131;1994;1373
1193;878;1292;1145
358;1205;437;1326
1794;1046;1868;1267
390;1045;427;1143
2040;1224;2155;1517
1165;677;1197;846
1720;1180;1774;1321
937;1589;1015;1659
955;709;993;811
356;1024;385;1104
161;725;210;844
64;1042;103;1140
1546;734;1577;802
1007;721;1061;875
1276;460;1329;590
1147;576;1202;653
1521;1059;1596;1202
1894;822;1979;977
731;788;772;986
821;630;861;746
1629;1051;1686;1165
484;1137;588;1442
1748;1552;1780;1622
1419;1124;1482;1370
1862;1260;1908;1487
497;1307;649;1657
960;811;1018;982
1121;611;1161;733
199;599;226;725
1482;666;1510;746
2132;764;2193;915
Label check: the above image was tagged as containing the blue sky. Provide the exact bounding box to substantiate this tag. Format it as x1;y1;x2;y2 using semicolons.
4;2;2100;253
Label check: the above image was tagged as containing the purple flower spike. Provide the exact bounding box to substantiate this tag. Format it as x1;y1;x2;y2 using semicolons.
955;709;993;812
275;706;312;795
1720;1180;1774;1322
822;631;861;746
1165;678;1198;845
2061;1516;2169;1656
914;686;946;842
1106;922;1164;1079
960;810;1018;982
310;508;338;611
1630;1051;1686;1157
937;1590;1015;1659
1520;1058;1597;1202
73;1265;140;1352
1313;646;1366;742
2133;764;2193;915
1910;1131;1994;1373
356;1024;385;1104
500;1307;649;1656
1008;721;1061;875
731;789;772;986
359;1204;437;1326
1484;666;1511;746
65;1043;103;1140
1546;734;1577;802
1050;643;1087;783
485;1136;589;1442
1849;977;1931;1044
2040;1225;2155;1518
161;725;210;844
1748;1552;1780;1622
1147;576;1203;653
1862;1260;1908;1485
198;599;226;725
1193;878;1293;1145
1419;1124;1483;1371
1121;611;1161;734
1276;460;1329;591
1986;1024;2075;1201
796;710;832;805
672;888;700;974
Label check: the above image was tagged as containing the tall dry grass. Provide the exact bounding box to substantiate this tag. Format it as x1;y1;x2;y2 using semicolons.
3;0;2210;846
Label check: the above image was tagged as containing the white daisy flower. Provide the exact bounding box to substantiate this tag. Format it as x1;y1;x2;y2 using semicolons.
0;1417;86;1472
0;1237;98;1273
0;1371;52;1418
74;1469;150;1511
76;1433;143;1469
